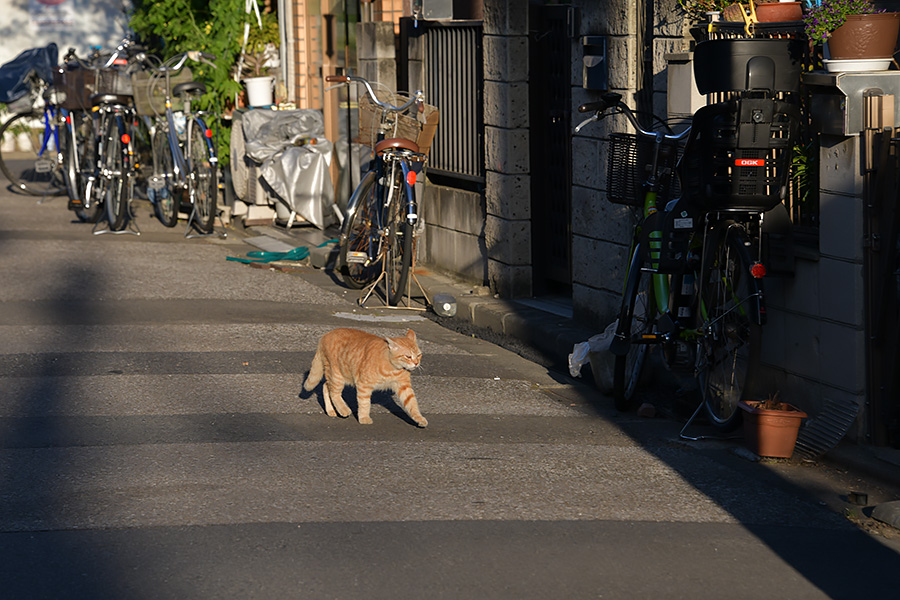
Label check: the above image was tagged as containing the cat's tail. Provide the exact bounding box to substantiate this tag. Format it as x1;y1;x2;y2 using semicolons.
304;349;324;391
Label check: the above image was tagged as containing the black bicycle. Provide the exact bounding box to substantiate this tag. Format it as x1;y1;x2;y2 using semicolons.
586;38;802;431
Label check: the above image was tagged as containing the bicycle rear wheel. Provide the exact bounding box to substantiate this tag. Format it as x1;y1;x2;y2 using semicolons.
340;171;381;289
150;123;178;227
188;118;217;233
101;113;131;231
697;224;762;431
385;170;413;306
0;111;66;196
613;248;657;411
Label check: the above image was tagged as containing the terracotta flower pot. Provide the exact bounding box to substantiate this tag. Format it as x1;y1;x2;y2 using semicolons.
827;12;900;59
754;2;803;23
739;400;807;458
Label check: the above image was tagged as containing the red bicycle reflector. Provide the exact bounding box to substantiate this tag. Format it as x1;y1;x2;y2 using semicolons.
121;133;131;144
750;262;766;278
406;171;417;186
205;129;213;138
736;158;766;167
65;115;71;124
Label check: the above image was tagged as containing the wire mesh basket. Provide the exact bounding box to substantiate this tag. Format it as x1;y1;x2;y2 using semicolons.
94;67;134;97
131;67;194;117
357;93;439;155
606;132;682;207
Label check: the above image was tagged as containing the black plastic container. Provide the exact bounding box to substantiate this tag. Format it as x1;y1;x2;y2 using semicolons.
693;38;804;94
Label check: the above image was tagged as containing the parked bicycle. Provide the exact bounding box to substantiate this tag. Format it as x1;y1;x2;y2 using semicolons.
0;70;68;197
135;50;219;235
80;39;154;234
326;74;432;306
580;38;801;431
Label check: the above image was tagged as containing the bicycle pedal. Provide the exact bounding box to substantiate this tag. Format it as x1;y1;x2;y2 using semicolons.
34;159;53;173
346;251;369;264
148;176;166;190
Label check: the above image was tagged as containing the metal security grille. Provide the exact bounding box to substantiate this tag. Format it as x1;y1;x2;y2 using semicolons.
400;19;484;184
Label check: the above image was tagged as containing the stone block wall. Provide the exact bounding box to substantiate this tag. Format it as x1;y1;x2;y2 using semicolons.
569;0;639;330
481;0;532;297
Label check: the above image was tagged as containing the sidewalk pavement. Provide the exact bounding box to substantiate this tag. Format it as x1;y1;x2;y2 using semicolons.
230;219;900;497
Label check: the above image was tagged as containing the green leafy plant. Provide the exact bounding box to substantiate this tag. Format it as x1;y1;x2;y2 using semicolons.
791;142;814;204
130;0;269;165
240;10;280;79
677;0;734;20
803;0;880;45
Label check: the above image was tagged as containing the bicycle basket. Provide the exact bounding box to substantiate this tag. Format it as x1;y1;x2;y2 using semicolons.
606;133;681;208
52;65;96;110
131;67;194;117
357;93;439;155
95;67;134;97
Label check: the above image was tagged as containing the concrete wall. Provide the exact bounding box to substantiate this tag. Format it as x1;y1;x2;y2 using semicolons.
0;0;133;68
763;136;869;440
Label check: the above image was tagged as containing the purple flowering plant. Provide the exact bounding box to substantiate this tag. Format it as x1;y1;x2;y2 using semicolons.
803;0;881;45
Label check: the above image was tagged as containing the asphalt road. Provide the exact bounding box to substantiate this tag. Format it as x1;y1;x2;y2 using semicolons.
1;187;899;599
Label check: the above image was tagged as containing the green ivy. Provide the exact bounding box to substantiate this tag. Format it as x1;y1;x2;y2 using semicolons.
130;0;264;166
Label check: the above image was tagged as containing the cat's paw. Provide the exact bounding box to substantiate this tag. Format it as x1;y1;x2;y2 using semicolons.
336;406;352;418
359;416;373;425
415;417;428;428
325;408;337;417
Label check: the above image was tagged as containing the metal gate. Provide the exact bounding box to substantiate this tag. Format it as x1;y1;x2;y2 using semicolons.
529;4;576;294
399;19;483;184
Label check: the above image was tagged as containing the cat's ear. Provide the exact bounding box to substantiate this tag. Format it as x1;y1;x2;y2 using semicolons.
406;329;416;341
385;337;397;349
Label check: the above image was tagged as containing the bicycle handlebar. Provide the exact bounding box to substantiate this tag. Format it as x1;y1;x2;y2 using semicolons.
575;92;690;142
326;74;423;114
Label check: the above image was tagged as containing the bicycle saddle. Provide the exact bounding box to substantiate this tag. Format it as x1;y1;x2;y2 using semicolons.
90;93;132;106
173;81;206;97
375;137;419;155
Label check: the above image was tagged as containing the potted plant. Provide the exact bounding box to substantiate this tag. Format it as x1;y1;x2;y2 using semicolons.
677;0;734;21
239;10;280;107
753;0;804;23
803;0;900;60
739;392;808;458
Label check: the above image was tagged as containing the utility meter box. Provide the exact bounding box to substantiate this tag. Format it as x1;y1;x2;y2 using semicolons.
419;0;452;20
665;53;706;119
805;71;900;136
582;36;607;90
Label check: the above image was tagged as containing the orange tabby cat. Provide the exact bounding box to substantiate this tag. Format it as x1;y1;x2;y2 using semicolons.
303;328;427;427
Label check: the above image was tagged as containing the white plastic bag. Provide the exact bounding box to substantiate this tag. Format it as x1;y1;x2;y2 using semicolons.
568;319;619;393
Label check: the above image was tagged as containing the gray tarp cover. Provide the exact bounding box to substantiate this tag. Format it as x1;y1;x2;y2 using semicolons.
241;109;335;229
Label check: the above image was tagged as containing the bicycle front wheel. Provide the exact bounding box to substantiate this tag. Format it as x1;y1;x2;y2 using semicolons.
697;225;762;431
340;171;381;289
189;119;217;233
101;113;131;231
64;110;101;222
150;123;178;227
613;249;657;411
385;173;413;306
0;111;66;196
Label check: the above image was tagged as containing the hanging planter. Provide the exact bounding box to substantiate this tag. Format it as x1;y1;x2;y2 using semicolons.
739;394;807;458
